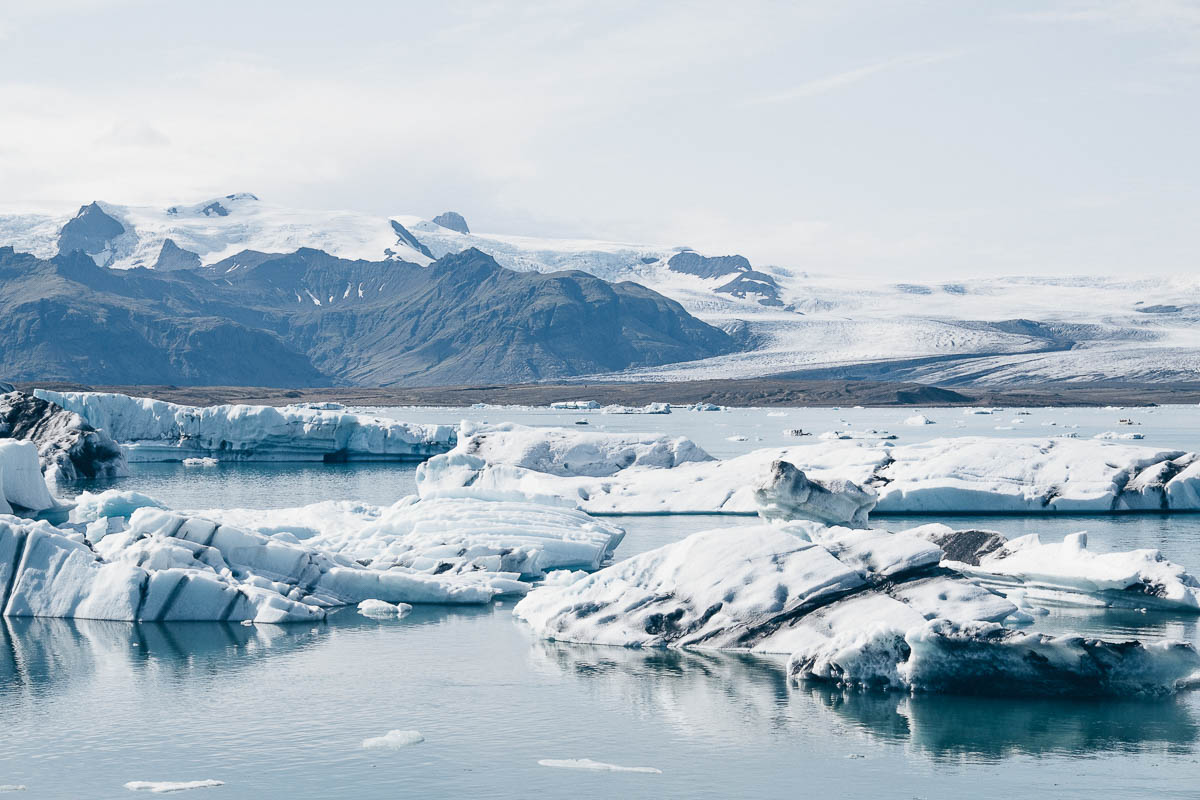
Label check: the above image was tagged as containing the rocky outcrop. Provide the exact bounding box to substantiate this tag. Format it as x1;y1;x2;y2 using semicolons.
56;202;125;263
389;220;433;258
0;391;128;483
152;238;202;271
432;211;470;234
666;251;784;306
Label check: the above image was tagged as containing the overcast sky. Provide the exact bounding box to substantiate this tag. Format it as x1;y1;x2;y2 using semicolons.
1;0;1197;277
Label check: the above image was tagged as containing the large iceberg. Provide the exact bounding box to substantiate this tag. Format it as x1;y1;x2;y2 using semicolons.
34;390;455;463
180;495;625;579
514;521;1200;696
0;391;128;483
420;425;1200;514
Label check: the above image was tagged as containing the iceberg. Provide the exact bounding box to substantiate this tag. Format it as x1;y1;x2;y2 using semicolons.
420;425;1200;515
0;440;58;515
123;780;224;793
0;391;127;484
514;521;1200;696
1;493;583;622
362;730;424;749
187;495;625;579
33;390;454;463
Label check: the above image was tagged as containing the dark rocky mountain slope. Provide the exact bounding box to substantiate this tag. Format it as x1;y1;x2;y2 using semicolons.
0;246;735;387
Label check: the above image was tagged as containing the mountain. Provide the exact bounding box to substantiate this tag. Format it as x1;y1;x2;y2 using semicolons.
0;245;734;387
3;194;1200;387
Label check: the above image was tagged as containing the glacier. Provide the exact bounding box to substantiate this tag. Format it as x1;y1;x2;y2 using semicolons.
35;390;455;463
418;424;1200;514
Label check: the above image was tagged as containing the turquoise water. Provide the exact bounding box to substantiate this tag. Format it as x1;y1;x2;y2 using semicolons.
12;407;1200;797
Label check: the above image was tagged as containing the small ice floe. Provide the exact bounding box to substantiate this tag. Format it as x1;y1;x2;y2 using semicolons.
903;414;935;426
357;599;413;619
1095;431;1145;440
0;786;26;793
181;457;218;467
819;430;896;441
1118;418;1139;426
963;408;994;415
994;426;1014;431
124;779;224;793
767;411;788;417
690;402;722;412
574;419;589;426
783;428;810;437
362;730;424;750
726;435;748;442
538;759;661;774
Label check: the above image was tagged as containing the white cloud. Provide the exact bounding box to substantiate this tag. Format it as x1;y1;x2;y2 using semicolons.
748;50;963;104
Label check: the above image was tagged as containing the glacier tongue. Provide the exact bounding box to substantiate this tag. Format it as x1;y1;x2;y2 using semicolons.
34;390;455;463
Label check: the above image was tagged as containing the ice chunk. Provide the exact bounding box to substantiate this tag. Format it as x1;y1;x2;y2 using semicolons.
33;390;454;463
753;460;875;527
182;457;218;467
0;440;58;514
123;780;223;793
903;414;935;426
960;531;1200;612
362;730;424;749
69;490;165;525
789;618;1200;697
358;599;412;618
538;759;661;774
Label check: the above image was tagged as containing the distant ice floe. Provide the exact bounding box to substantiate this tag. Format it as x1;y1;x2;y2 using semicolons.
124;779;224;793
0;490;625;623
358;599;412;618
515;520;1200;696
362;730;424;749
182;457;218;467
903;414;935;426
538;759;662;774
33;390;455;463
418;424;1200;514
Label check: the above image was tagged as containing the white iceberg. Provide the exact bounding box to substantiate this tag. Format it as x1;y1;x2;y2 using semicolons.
514;521;1200;696
357;599;412;618
0;440;58;515
191;495;625;579
420;426;1200;515
903;414;935;426
1;390;128;484
33;390;455;463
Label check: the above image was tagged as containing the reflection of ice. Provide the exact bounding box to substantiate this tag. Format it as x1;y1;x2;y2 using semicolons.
806;685;1199;760
531;638;1200;759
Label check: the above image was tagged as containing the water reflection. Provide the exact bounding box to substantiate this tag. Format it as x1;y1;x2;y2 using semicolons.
533;639;1200;761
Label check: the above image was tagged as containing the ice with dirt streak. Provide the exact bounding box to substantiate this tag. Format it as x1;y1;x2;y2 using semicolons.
419;424;1200;514
34;390;455;463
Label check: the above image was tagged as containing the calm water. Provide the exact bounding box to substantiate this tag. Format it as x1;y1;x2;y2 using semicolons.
11;406;1200;797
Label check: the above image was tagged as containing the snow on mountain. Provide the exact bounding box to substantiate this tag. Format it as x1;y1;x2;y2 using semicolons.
3;194;1200;386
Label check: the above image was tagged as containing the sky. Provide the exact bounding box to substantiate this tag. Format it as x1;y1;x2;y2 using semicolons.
0;0;1197;277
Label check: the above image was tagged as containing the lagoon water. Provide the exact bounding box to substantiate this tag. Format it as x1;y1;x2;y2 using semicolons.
10;405;1200;797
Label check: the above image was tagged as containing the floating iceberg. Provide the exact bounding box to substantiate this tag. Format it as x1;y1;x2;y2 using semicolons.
420;426;1200;515
191;495;625;579
538;759;661;774
33;390;455;463
0;391;127;484
0;440;59;515
362;730;424;749
1;493;587;622
514;521;1200;696
124;779;224;793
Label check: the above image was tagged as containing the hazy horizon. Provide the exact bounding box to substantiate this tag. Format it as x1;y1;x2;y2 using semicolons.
2;0;1198;278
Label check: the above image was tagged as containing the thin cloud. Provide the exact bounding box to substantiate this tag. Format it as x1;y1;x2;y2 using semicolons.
747;50;962;105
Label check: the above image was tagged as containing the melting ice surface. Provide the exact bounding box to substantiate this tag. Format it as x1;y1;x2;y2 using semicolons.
11;404;1200;797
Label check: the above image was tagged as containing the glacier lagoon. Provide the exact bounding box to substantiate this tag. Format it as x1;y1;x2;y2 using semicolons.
10;404;1200;797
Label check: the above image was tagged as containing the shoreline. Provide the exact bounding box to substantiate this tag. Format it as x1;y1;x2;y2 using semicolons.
15;378;1200;409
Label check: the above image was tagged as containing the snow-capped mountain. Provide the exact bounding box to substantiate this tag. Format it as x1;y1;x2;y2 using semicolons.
2;194;1199;387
